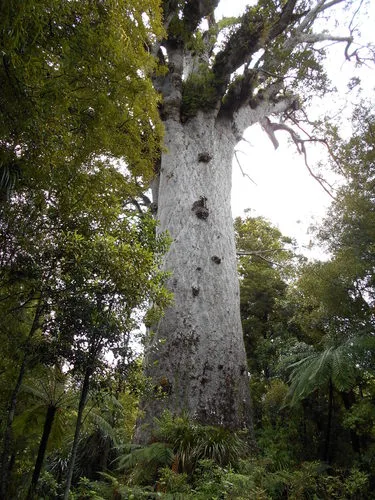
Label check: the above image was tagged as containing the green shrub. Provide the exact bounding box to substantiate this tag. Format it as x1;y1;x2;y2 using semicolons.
158;467;190;494
154;412;248;474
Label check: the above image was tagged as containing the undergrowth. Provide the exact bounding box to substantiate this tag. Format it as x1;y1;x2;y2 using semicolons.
39;412;372;499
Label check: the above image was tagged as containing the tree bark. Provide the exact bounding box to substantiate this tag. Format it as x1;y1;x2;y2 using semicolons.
341;390;361;454
63;367;91;500
323;379;334;463
137;112;253;442
27;404;57;499
135;0;354;444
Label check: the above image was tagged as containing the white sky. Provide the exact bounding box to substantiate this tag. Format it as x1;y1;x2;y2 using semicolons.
214;0;375;258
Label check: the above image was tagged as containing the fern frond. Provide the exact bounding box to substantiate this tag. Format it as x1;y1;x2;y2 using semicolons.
88;411;119;446
117;442;174;471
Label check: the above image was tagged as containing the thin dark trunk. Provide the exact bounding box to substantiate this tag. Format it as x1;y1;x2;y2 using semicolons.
63;367;91;500
302;401;308;458
0;303;42;499
0;357;27;500
341;391;361;453
323;379;334;463
27;404;57;499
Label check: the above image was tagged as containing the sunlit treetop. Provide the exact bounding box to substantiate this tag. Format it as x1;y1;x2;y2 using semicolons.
0;0;165;194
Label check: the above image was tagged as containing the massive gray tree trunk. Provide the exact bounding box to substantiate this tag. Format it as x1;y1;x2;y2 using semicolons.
135;0;354;442
138;112;253;440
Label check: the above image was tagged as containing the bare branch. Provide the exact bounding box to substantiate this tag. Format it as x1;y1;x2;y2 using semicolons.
298;0;345;33
130;198;144;215
259;117;280;149
182;0;220;34
297;33;353;45
285;113;346;176
269;0;299;39
317;0;347;14
260;118;336;199
284;0;348;53
236;251;283;268
234;150;257;186
349;0;365;33
232;84;296;140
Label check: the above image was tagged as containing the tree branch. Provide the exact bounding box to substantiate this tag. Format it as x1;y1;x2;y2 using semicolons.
234;149;257;186
231;82;296;140
213;1;298;95
216;0;353;117
182;0;220;33
269;0;299;39
260;118;336;199
296;33;353;45
236;251;283;268
297;0;346;33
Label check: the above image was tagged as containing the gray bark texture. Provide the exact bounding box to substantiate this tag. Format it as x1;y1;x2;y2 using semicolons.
137;113;253;440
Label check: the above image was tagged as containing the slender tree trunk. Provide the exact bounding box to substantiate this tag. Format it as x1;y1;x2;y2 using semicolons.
136;112;253;442
0;303;42;499
27;404;57;499
0;357;26;500
63;367;91;500
323;379;334;463
341;390;361;454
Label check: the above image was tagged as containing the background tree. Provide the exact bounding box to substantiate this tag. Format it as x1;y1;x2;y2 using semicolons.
0;160;171;497
235;215;300;379
277;106;375;467
0;0;168;496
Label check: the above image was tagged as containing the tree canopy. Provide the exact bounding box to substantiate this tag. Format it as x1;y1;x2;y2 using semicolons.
1;0;375;498
0;0;164;197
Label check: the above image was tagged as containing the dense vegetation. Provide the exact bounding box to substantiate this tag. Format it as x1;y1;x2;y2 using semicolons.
2;108;375;498
1;0;375;498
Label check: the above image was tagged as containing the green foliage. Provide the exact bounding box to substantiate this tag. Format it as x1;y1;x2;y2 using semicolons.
343;400;375;437
70;476;105;499
157;467;190;494
181;64;219;117
0;125;171;497
117;442;174;485
34;471;59;499
286;341;358;405
0;0;165;191
154;412;248;473
114;414;249;497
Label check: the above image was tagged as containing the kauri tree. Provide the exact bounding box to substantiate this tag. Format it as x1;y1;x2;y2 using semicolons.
138;0;364;441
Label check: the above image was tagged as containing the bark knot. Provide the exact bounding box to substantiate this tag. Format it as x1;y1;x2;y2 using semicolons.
211;255;221;264
149;202;158;214
198;152;212;163
192;196;209;220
